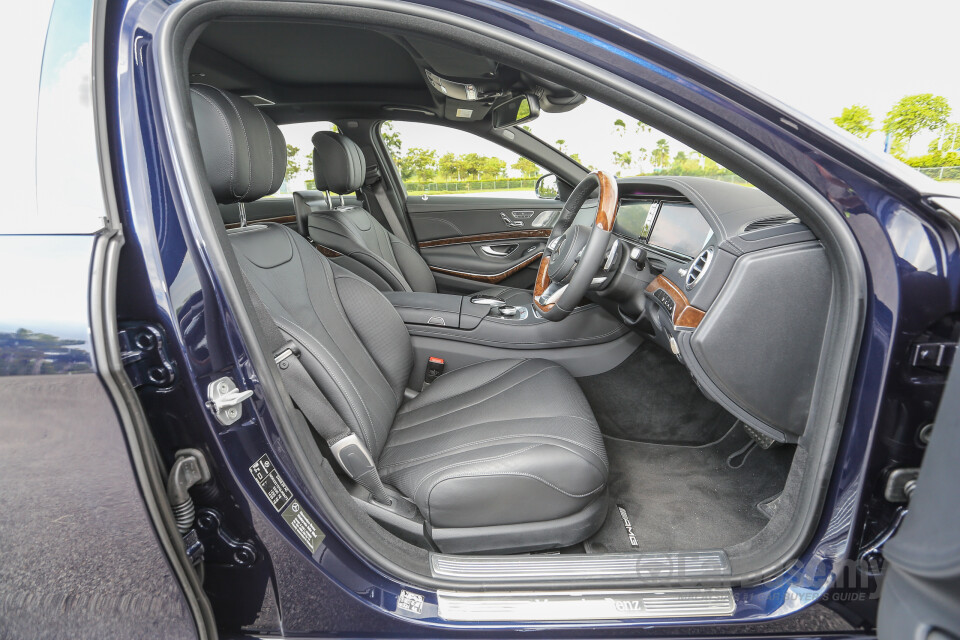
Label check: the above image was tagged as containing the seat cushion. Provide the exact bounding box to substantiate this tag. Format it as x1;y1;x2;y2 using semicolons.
378;359;608;530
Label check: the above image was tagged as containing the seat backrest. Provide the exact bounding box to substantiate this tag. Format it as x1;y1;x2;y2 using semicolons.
191;85;413;458
294;131;437;294
232;224;413;457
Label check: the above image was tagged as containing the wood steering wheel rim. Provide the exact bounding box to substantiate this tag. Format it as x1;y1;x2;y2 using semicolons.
533;170;619;315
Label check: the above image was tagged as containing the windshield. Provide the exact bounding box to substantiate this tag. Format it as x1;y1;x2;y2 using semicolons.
523;98;746;184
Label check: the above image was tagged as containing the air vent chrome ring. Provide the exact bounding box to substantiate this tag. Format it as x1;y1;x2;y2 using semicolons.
685;247;714;290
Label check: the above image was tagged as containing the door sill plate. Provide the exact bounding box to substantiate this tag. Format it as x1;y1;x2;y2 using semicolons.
437;588;736;621
430;550;730;582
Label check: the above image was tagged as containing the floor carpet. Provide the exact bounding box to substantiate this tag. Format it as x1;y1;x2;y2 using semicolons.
585;425;795;553
577;340;733;445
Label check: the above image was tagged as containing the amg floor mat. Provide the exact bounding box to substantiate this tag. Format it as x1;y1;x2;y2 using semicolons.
577;341;733;445
585;425;795;553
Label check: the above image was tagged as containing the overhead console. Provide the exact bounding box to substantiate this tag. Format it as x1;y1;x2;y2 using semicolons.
596;177;830;445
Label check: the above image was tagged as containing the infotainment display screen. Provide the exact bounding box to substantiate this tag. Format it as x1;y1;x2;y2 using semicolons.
647;203;713;258
615;199;657;239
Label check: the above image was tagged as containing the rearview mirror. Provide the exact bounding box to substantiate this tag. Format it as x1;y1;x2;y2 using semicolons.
535;173;559;199
492;94;540;129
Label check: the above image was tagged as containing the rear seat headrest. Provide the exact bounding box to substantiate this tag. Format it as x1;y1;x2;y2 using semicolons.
190;84;286;204
312;131;365;195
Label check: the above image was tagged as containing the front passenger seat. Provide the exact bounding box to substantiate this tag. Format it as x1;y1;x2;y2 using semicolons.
192;85;608;554
294;131;533;306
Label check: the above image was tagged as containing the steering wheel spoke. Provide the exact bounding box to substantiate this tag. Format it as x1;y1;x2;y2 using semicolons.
532;170;619;320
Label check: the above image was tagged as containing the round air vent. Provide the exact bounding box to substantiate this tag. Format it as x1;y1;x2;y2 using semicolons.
685;247;714;290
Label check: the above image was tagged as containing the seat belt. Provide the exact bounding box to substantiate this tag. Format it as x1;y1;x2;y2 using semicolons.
240;272;392;505
362;165;410;245
370;179;409;244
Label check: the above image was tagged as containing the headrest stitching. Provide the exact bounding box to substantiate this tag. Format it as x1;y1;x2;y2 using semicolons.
210;85;253;201
254;106;276;195
190;87;237;199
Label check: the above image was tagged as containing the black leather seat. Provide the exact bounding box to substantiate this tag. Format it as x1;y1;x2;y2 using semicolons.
293;131;533;306
191;85;608;553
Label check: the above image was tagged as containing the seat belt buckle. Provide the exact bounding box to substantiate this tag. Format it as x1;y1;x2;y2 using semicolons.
424;356;445;387
329;433;379;483
274;340;301;366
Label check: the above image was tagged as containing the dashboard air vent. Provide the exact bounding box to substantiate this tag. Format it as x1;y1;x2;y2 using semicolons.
743;216;797;232
685;247;714;290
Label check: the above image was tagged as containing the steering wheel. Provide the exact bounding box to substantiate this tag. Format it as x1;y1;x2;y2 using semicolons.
533;170;619;320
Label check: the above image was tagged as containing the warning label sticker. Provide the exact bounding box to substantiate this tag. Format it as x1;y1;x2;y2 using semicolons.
281;499;324;553
249;454;293;512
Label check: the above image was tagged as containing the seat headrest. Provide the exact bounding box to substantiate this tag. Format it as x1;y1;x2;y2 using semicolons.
190;84;286;204
312;131;365;195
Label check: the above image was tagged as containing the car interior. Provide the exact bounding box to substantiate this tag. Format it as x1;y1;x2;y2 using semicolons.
160;13;857;587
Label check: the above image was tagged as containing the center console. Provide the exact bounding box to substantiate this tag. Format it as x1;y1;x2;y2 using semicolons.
382;291;639;382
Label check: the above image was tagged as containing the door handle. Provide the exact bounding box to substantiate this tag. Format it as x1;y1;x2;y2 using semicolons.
481;244;518;257
500;212;523;228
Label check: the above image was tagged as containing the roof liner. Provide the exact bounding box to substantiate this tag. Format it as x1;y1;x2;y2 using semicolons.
189;19;584;126
195;21;425;87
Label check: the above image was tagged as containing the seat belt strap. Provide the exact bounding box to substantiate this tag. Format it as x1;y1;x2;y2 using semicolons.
369;178;410;245
240;272;392;505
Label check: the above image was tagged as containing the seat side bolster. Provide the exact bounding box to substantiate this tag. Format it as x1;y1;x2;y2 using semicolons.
391;240;438;293
308;213;412;292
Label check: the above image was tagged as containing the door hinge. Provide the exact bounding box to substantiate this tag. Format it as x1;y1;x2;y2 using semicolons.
195;508;258;567
206;376;253;426
118;324;176;388
884;467;920;503
858;507;908;576
911;341;956;371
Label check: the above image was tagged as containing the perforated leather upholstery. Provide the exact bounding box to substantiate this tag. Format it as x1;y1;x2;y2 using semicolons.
190;85;285;203
193;86;606;552
296;131;533;305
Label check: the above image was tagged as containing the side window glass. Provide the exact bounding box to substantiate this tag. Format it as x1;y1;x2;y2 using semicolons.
380;121;546;199
276;121;337;195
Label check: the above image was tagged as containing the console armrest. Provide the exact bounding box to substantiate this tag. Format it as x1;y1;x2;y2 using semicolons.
383;292;464;329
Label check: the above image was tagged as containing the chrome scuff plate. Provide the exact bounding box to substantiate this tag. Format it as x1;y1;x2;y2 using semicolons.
437;588;736;621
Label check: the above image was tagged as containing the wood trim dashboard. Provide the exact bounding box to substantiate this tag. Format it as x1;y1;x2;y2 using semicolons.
418;229;551;249
312;244;342;258
428;253;543;284
645;274;706;329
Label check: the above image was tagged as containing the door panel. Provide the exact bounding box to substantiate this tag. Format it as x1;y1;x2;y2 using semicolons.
877;361;960;640
407;195;562;291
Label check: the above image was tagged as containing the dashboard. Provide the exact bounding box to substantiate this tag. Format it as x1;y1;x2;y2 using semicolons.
592;177;831;446
616;198;713;259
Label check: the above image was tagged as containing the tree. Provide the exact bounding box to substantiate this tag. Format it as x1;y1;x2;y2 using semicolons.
479;156;507;179
650;138;671;172
511;157;539;178
832;105;875;139
381;121;403;163
555;139;567;153
612;150;632;176
928;122;960;154
285;144;302;183
438;152;462;180
633;147;649;173
635;120;651;135
883;94;951;155
613;119;627;137
399;147;437;181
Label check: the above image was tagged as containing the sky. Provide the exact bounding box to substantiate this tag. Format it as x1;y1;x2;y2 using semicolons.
269;0;960;187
